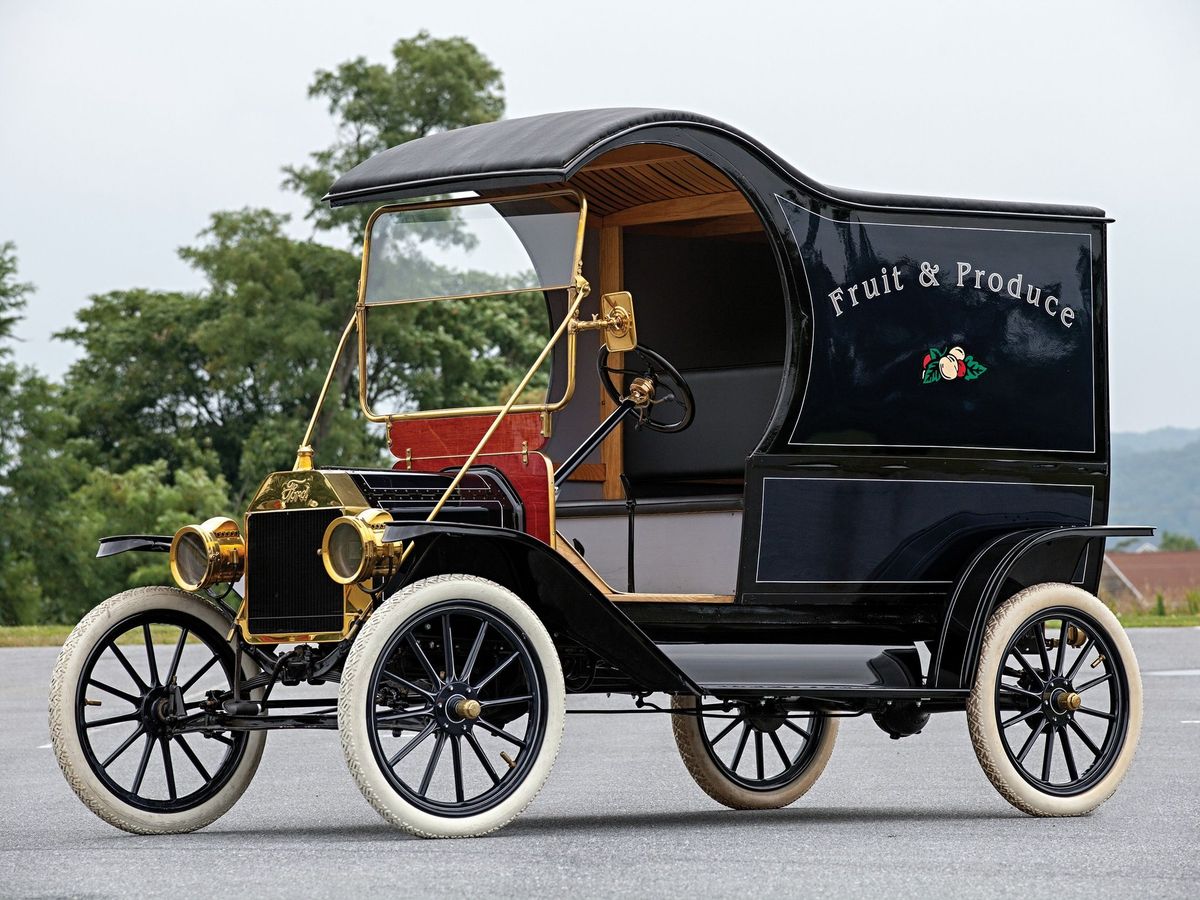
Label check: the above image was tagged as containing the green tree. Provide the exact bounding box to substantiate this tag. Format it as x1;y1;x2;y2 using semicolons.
3;34;545;625
282;30;504;239
0;370;88;624
58;210;376;502
276;33;549;412
0;243;40;624
58;32;528;504
1159;531;1199;552
0;241;33;481
48;461;233;623
0;241;30;348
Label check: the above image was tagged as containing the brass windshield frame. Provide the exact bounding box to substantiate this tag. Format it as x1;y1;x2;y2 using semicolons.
354;189;588;424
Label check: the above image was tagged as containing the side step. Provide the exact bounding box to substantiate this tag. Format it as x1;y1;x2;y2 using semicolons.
656;642;952;697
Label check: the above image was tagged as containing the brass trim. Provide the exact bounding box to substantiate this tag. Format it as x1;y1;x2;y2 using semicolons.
247;470;368;513
543;451;557;551
320;508;402;585
357;284;577;310
356;190;589;424
1054;690;1083;713
169;516;245;592
609;593;736;604
295;312;357;470
568;290;637;352
628;376;655;407
454;698;482;720
551;531;735;604
416;303;587;529
237;471;375;644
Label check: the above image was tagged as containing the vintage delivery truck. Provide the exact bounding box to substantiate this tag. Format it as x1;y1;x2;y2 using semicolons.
50;109;1150;837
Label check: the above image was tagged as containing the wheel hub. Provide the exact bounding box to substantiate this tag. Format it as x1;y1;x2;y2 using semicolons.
1042;676;1080;724
745;699;787;733
139;687;171;736
433;681;479;736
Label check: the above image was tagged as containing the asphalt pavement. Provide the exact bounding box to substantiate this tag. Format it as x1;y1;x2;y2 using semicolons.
2;628;1197;898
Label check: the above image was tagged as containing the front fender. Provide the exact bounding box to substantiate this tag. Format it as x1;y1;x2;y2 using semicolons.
385;521;698;693
929;524;1154;689
96;534;172;559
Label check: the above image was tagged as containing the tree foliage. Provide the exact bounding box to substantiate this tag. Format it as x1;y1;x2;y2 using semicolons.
0;34;542;625
0;241;31;350
1159;531;1199;552
282;31;504;239
58;209;377;502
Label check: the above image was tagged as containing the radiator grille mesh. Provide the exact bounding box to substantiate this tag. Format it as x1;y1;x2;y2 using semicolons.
246;508;344;635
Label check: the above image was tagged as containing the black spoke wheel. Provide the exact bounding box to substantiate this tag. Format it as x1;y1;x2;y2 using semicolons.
993;607;1128;795
365;602;547;816
49;587;265;834
672;695;838;809
73;610;251;813
339;575;565;838
968;583;1142;816
597;344;695;433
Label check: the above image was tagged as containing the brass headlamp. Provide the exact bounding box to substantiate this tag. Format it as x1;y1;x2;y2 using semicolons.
170;516;245;592
320;508;400;585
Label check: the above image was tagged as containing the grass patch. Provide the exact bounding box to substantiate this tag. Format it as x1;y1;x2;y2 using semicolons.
1116;612;1200;628
0;624;200;648
0;625;75;648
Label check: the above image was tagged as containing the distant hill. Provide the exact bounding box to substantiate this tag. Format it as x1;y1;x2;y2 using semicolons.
1110;427;1200;455
1110;429;1200;544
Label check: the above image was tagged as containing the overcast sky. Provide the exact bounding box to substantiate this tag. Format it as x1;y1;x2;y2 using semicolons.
2;0;1197;432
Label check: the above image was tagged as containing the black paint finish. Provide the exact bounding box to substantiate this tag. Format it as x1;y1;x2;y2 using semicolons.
385;521;697;694
755;476;1092;585
778;199;1097;453
95;534;172;558
320;111;1144;700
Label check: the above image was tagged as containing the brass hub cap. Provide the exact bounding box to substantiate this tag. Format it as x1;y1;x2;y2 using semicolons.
433;682;481;736
455;698;482;720
1053;690;1082;713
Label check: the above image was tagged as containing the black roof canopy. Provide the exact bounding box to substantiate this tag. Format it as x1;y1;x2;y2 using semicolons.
324;107;1106;220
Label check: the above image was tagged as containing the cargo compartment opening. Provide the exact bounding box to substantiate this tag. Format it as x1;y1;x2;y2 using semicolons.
546;144;787;595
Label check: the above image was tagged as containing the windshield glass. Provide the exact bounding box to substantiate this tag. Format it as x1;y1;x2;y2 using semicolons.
363;195;582;305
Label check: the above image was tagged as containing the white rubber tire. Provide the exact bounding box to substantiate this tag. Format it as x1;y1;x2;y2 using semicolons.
49;586;266;834
671;695;838;810
967;582;1142;816
338;575;565;838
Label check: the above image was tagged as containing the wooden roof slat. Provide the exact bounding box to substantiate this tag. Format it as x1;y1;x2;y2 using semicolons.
658;159;733;194
642;161;724;197
620;165;695;199
602;190;752;227
575;172;645;214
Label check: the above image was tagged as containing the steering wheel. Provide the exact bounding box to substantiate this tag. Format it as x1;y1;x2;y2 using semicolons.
597;344;695;433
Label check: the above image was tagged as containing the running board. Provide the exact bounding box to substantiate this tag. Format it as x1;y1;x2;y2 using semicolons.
656;642;949;696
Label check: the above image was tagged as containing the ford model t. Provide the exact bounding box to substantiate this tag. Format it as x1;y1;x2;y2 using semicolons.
51;109;1150;837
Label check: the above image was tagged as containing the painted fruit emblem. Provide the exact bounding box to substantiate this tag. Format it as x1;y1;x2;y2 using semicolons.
921;346;987;383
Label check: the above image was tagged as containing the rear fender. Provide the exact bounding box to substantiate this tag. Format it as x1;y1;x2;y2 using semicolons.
930;525;1154;689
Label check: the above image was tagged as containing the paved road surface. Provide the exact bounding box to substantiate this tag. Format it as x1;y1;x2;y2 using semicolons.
2;629;1198;898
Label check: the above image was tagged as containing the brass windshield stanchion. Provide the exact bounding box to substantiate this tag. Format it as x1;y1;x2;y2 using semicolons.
293;190;617;572
293;312;358;471
419;273;591;536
